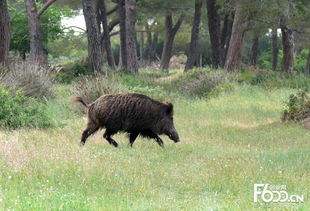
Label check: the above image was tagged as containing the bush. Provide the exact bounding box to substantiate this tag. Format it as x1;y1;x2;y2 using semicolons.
205;82;235;99
239;69;310;89
172;68;237;97
55;60;92;83
282;90;310;122
0;61;54;98
295;49;309;73
0;86;52;129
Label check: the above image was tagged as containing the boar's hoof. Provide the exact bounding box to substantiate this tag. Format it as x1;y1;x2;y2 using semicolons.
111;142;118;147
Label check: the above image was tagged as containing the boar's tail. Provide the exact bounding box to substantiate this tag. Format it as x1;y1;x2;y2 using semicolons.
72;96;90;109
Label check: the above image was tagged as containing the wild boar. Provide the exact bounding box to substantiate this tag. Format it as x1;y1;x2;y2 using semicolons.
73;93;180;147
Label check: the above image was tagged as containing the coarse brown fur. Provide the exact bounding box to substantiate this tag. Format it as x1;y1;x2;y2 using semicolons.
73;93;180;147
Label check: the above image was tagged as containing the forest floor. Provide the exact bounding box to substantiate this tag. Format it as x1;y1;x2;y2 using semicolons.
0;70;309;210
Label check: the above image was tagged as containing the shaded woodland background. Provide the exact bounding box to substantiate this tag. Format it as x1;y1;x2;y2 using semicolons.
1;0;310;74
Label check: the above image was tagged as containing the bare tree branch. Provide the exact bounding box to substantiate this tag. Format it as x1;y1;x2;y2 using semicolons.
109;18;120;32
107;5;118;16
64;26;86;32
37;0;58;17
110;29;156;37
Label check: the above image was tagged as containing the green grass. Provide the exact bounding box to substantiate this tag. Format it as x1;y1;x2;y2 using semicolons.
0;71;309;210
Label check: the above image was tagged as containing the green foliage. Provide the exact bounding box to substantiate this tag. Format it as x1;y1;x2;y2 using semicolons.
8;0;74;54
282;89;310;122
55;60;92;83
0;86;52;129
8;5;30;54
295;49;309;73
48;33;88;64
120;74;148;87
171;68;237;97
39;3;74;42
239;69;310;89
257;49;284;71
239;70;277;85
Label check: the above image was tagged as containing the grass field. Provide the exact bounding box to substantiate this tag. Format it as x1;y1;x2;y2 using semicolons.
0;71;309;210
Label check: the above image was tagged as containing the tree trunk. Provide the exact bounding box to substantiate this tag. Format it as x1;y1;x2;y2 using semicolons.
306;49;310;76
185;0;202;71
118;0;127;68
82;0;103;73
145;24;158;62
145;24;152;61
98;0;116;69
206;0;221;68
149;32;158;61
272;28;278;71
20;51;26;60
125;0;138;74
139;31;144;62
220;13;233;66
224;7;247;72
118;45;122;67
249;36;259;67
0;0;10;66
281;26;294;73
160;12;184;70
25;0;48;65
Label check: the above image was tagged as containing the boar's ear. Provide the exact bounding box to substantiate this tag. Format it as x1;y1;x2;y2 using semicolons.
165;102;173;114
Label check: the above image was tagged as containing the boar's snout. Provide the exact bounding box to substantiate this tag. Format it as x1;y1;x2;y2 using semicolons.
168;127;180;143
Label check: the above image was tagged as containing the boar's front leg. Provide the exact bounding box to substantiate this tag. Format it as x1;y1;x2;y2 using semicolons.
141;130;164;147
80;125;99;146
129;131;139;147
152;134;164;147
103;130;118;147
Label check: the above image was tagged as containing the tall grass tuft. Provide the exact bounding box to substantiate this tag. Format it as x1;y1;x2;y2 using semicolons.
70;73;127;103
0;61;54;98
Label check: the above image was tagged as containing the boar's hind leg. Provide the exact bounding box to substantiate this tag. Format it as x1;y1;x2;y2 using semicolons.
103;130;118;147
129;131;139;147
81;126;98;146
141;130;164;147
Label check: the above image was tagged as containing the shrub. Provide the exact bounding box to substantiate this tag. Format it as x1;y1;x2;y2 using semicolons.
250;70;277;85
0;61;54;98
239;69;310;89
260;73;310;89
205;82;236;99
55;60;92;83
282;90;310;122
172;68;237;97
0;86;52;129
295;49;309;73
70;74;127;103
238;71;257;83
139;69;172;79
